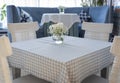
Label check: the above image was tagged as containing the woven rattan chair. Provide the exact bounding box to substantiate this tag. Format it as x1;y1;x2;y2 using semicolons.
8;22;39;78
82;22;113;41
8;22;39;42
82;36;120;83
0;36;50;83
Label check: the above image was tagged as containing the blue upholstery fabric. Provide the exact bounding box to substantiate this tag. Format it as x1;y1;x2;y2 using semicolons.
7;5;59;23
89;6;109;23
7;5;112;24
21;7;59;23
7;5;20;23
64;7;89;15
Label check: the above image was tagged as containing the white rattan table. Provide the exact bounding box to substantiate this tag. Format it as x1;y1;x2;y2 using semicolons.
8;36;113;83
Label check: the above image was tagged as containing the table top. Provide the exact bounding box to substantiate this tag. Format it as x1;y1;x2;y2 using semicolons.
40;13;80;29
11;36;111;62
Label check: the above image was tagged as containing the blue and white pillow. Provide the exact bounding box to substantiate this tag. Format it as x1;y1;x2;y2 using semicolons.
18;7;33;22
79;10;91;23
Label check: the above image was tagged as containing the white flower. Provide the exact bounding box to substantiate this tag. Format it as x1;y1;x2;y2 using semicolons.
48;23;68;36
58;6;65;13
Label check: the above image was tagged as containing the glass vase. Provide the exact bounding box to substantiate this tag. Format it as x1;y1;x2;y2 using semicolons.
52;34;64;44
59;8;64;14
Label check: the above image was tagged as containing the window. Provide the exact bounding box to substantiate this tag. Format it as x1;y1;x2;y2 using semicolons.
0;0;82;7
39;0;81;7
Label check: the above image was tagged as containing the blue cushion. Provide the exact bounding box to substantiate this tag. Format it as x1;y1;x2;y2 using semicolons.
18;7;33;22
21;7;59;23
89;6;109;23
79;10;91;23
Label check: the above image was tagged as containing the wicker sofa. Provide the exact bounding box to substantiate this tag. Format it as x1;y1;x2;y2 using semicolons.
7;5;113;38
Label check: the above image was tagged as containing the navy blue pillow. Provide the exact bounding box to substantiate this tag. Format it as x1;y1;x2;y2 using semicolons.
89;6;109;23
18;7;33;22
79;10;91;23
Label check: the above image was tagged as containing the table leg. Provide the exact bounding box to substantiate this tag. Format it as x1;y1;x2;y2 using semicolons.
12;67;21;79
101;67;110;79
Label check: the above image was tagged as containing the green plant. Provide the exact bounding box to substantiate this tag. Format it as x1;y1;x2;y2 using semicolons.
81;0;90;7
58;6;65;13
81;0;104;7
0;4;6;21
97;0;104;6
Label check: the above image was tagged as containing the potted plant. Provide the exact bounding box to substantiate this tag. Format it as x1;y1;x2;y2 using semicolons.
81;0;105;7
0;4;6;27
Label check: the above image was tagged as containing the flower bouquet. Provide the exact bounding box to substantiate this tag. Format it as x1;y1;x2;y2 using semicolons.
48;23;68;44
58;6;65;14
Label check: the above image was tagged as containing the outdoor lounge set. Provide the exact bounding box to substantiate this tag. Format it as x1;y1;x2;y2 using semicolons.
0;4;118;83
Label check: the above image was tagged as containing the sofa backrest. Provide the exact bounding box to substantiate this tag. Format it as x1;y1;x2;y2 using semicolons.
64;7;89;15
7;5;59;23
7;5;20;23
21;7;59;23
64;6;113;23
89;6;109;23
7;5;112;24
